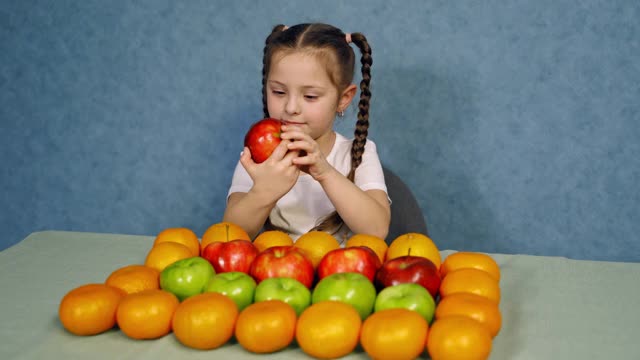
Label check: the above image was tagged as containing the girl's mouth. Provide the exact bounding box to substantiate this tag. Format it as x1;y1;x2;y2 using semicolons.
281;120;303;126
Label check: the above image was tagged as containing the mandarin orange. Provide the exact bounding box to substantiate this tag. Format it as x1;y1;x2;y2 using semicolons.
293;231;340;268
144;242;193;272
116;289;179;340
200;221;250;252
345;233;388;263
296;301;362;359
441;251;500;281
172;292;238;350
387;232;441;268
435;292;502;337
439;268;501;304
427;316;492;360
235;300;297;353
360;308;429;360
58;283;125;336
153;227;200;257
253;230;294;253
105;264;159;295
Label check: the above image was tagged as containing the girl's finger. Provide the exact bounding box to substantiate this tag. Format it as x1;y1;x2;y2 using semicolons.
282;149;300;163
280;128;307;141
291;155;310;166
288;139;317;154
239;147;255;169
269;139;292;160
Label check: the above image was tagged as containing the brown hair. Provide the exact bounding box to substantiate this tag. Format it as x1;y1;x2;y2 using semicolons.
262;23;373;239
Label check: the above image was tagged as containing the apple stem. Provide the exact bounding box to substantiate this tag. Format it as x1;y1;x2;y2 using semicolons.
408;247;412;256
225;224;229;241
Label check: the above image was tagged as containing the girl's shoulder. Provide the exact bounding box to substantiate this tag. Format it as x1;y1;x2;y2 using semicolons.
329;132;380;171
333;132;379;152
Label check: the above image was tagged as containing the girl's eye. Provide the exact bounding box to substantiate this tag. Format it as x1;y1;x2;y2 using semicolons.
271;90;285;96
304;95;318;100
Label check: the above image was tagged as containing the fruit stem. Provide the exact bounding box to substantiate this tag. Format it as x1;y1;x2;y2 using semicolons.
225;224;229;241
408;247;412;256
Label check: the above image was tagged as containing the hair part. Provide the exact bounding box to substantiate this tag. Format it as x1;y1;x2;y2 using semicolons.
262;23;373;241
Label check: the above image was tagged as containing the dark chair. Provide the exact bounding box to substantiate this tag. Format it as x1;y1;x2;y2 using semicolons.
382;166;428;244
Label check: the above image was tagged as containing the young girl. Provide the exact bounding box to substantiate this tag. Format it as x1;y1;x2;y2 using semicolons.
223;23;390;243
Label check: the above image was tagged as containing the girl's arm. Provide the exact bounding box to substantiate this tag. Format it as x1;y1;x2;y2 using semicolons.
281;126;390;238
223;141;300;239
223;191;276;239
317;168;391;239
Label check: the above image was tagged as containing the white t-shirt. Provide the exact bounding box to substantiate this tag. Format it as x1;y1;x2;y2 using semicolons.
227;132;388;243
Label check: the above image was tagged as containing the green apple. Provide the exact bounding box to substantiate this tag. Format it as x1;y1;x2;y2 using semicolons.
204;271;257;311
160;256;215;301
311;272;376;320
374;283;436;323
254;277;311;316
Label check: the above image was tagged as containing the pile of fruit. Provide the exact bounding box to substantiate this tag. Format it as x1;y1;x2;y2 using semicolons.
58;222;502;360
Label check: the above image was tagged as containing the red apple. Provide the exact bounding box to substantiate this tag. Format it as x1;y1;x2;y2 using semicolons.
317;246;382;282
244;118;283;163
375;255;441;298
249;246;314;288
202;239;259;274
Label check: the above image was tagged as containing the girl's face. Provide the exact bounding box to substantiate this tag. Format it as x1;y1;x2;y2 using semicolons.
266;52;348;146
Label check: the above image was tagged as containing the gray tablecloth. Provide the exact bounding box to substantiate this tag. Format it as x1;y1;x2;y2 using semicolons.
2;231;639;359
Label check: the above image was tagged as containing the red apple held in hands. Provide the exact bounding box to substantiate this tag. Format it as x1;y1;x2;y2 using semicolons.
375;255;442;298
244;118;283;163
249;246;314;288
202;239;259;274
317;246;382;282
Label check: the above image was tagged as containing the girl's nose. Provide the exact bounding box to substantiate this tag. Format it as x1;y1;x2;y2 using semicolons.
285;96;301;115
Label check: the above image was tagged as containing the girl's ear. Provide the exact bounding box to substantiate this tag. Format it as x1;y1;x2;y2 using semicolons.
337;84;358;112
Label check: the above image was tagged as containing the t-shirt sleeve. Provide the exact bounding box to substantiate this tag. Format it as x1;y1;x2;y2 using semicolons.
227;161;253;201
354;140;388;194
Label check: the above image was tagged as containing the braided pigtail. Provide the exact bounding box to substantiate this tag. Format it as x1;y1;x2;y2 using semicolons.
312;32;373;242
346;32;372;181
262;24;288;118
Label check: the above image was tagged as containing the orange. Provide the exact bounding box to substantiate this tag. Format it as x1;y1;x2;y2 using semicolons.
427;316;492;360
360;308;429;360
116;289;179;340
439;268;501;304
201;221;250;252
435;292;502;338
441;252;500;281
144;241;193;272
172;292;238;350
235;300;297;353
153;227;200;257
386;232;442;269
105;264;160;295
253;230;294;253
293;231;341;268
58;283;125;336
345;233;388;263
295;301;362;359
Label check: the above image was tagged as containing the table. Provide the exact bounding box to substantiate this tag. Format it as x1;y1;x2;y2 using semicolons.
2;231;639;359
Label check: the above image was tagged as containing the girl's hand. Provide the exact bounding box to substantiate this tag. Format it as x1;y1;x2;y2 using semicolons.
240;139;300;201
280;126;333;181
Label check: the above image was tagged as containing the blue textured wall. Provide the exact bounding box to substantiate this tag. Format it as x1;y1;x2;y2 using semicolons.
1;0;639;262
